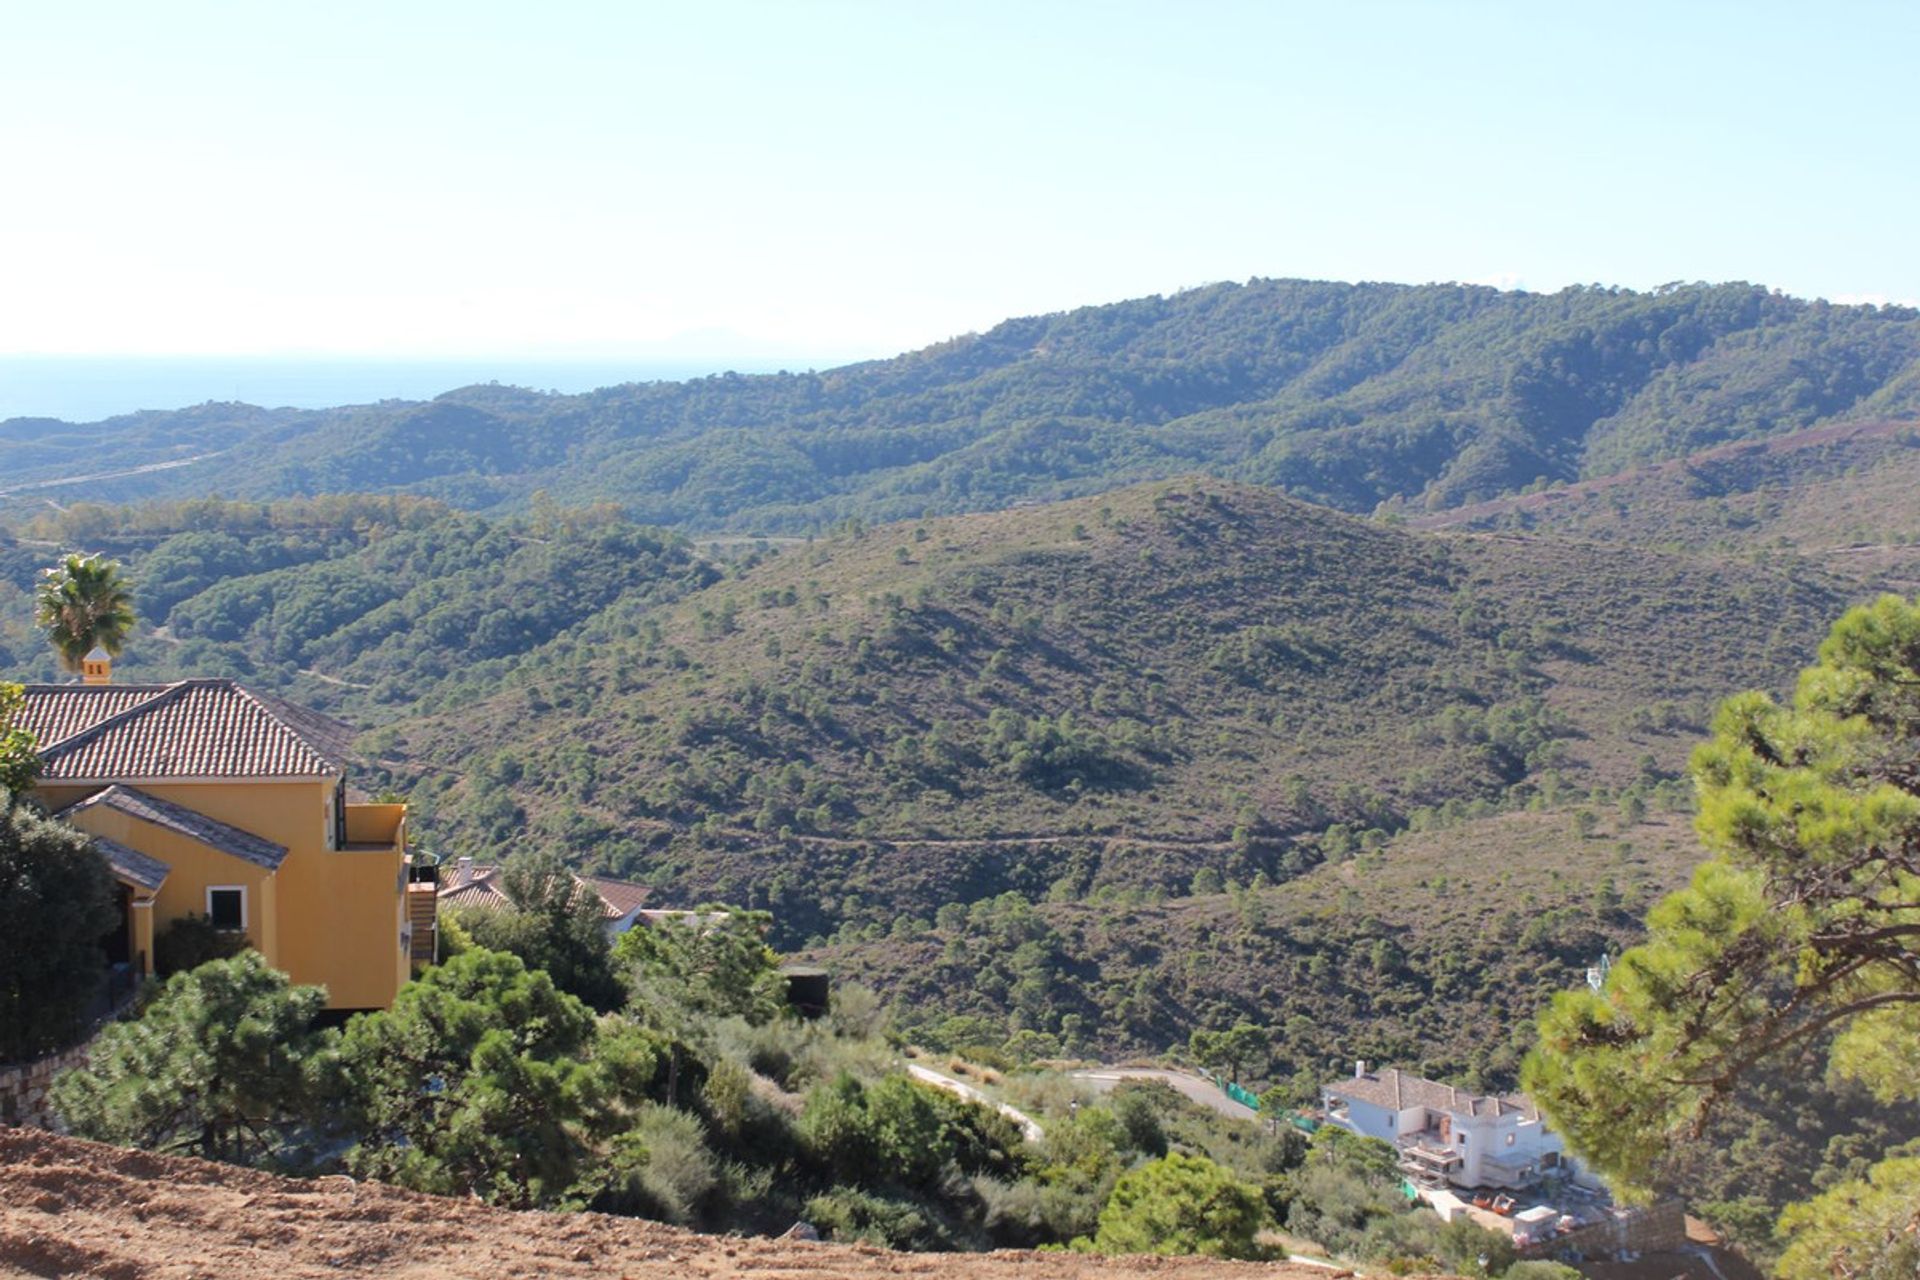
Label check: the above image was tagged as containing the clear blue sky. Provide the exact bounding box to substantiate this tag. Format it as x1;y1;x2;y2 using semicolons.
4;0;1915;360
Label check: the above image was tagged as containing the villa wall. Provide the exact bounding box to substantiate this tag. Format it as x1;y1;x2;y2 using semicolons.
0;1037;95;1131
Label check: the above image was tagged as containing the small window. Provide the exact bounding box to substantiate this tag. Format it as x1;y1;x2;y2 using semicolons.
208;887;246;931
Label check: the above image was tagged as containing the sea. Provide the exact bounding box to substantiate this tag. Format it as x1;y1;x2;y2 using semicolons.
0;355;855;425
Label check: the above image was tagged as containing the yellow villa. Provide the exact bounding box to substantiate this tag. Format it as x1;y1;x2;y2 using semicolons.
15;652;421;1010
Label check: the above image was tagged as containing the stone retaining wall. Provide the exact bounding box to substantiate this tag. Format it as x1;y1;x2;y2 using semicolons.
0;1037;94;1131
1526;1199;1689;1261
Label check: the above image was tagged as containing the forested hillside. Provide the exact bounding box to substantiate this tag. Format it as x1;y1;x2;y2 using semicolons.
0;496;716;714
4;481;1874;958
4;479;1893;1015
6;281;1919;530
358;480;1863;944
1417;415;1920;563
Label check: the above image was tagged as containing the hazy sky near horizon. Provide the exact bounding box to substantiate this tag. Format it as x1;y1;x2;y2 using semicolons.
4;1;1916;360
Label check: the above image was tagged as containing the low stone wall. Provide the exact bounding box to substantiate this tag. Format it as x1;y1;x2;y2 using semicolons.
0;1038;93;1131
1526;1199;1688;1261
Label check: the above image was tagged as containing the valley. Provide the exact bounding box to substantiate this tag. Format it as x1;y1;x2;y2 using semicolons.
5;280;1920;1274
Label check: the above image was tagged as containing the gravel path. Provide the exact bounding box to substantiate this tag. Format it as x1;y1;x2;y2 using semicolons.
1069;1069;1260;1121
905;1063;1046;1142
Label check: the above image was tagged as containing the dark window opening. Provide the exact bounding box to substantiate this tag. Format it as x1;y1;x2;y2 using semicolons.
209;888;245;931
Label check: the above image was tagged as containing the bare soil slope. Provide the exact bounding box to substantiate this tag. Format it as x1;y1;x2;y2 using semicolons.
0;1128;1359;1280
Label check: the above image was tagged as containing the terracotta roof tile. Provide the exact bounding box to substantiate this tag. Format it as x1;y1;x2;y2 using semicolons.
20;679;354;781
439;879;514;912
576;874;651;919
1325;1067;1517;1117
58;785;288;871
437;863;650;919
11;685;168;748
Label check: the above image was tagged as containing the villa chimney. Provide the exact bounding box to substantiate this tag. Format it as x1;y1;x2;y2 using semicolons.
81;645;112;686
455;855;474;884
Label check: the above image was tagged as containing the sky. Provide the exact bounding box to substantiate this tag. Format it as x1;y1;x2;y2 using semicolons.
3;0;1917;362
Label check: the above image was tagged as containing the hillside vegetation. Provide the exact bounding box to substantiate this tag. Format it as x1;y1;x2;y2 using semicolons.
829;807;1708;1073
1417;416;1920;564
0;495;716;715
6;280;1919;529
7;279;1920;1276
2;483;1885;1009
360;480;1863;943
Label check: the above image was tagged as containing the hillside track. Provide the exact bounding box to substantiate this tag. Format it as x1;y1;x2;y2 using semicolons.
1070;1070;1258;1121
0;1128;1382;1280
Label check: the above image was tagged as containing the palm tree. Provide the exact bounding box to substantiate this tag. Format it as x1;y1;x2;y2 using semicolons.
36;554;136;672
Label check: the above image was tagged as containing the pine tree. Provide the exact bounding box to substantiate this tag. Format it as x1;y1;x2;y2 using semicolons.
1525;595;1920;1277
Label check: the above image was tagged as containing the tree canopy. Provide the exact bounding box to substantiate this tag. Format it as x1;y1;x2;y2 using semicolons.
0;806;115;1062
447;851;625;1010
0;682;40;807
1526;593;1920;1276
36;552;136;671
338;947;659;1208
1092;1151;1266;1259
615;907;785;1027
53;951;332;1163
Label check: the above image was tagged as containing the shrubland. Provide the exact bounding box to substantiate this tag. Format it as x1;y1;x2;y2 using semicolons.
48;902;1529;1272
370;480;1856;948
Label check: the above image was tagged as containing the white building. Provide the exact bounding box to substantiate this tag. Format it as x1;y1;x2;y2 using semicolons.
1321;1064;1576;1191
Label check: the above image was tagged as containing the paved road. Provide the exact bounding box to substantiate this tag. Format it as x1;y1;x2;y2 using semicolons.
1069;1068;1260;1121
906;1063;1046;1142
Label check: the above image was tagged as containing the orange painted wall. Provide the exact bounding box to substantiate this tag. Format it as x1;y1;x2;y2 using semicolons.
50;779;408;1010
62;803;279;959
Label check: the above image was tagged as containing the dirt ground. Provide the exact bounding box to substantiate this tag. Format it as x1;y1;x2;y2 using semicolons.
0;1128;1371;1280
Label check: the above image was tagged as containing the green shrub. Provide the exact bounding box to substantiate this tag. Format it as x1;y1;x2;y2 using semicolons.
974;1174;1108;1247
1109;1086;1169;1158
599;1102;721;1224
0;806;116;1061
152;912;248;977
1504;1263;1583;1280
798;1073;878;1181
1092;1151;1267;1259
805;1186;940;1249
700;1056;755;1137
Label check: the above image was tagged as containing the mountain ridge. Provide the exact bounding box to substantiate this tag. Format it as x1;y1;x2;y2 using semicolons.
7;279;1918;531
